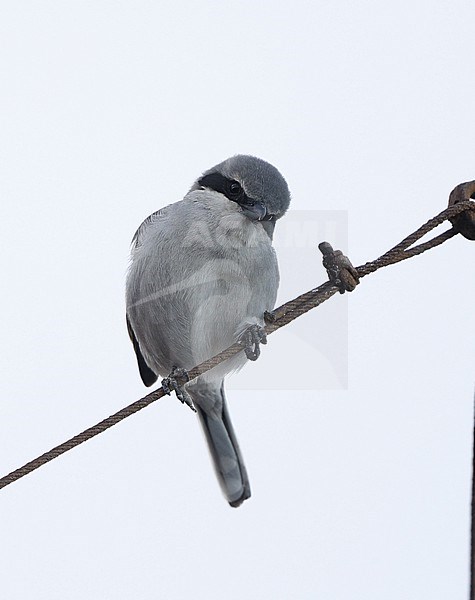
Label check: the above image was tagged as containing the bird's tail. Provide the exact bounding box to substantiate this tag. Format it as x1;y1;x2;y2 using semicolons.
192;382;250;507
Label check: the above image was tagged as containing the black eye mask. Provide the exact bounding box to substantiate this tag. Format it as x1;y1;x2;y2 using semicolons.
198;172;274;223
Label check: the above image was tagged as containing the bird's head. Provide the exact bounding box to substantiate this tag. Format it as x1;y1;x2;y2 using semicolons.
192;155;291;235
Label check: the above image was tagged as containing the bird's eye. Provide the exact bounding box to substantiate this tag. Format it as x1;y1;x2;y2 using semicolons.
228;181;242;197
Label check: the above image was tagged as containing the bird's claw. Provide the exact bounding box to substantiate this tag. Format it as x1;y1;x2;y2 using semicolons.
239;324;267;361
161;366;196;412
319;242;360;294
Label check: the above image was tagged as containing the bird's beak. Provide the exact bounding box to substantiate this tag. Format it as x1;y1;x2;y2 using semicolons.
239;200;267;221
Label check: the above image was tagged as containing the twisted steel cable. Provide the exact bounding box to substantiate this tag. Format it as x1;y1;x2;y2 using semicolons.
0;198;473;491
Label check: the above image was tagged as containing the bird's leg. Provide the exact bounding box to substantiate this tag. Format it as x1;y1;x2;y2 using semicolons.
318;242;360;294
239;324;267;361
161;366;196;412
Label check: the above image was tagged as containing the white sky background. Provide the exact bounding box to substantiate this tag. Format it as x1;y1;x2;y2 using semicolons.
1;1;474;598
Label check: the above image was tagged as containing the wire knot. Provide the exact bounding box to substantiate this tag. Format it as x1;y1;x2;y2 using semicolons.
448;180;475;240
318;242;360;293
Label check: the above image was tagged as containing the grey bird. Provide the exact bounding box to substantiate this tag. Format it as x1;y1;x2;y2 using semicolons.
126;155;291;507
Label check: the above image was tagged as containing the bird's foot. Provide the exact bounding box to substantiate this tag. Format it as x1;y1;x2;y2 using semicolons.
239;324;267;361
318;242;360;294
161;366;196;412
